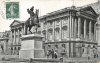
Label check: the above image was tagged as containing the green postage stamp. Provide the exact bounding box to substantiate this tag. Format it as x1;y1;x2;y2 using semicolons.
6;2;19;19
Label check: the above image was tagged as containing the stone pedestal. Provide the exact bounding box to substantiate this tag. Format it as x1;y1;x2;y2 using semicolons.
19;33;44;59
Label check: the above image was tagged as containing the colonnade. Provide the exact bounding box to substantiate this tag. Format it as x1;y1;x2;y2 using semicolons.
71;16;96;41
10;27;24;55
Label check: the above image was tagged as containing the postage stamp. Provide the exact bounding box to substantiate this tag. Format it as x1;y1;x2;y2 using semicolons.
6;2;19;19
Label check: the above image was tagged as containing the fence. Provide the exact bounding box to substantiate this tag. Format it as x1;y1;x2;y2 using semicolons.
0;58;99;63
0;58;62;63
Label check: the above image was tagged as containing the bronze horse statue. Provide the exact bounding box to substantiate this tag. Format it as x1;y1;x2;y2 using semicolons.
25;6;40;35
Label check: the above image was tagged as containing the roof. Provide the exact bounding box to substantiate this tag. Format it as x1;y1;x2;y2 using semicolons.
39;6;77;19
83;2;100;14
40;6;98;20
10;20;25;27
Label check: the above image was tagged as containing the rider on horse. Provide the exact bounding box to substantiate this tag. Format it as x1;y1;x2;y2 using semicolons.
25;6;40;35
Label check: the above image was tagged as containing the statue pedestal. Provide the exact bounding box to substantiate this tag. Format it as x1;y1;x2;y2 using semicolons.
19;33;44;59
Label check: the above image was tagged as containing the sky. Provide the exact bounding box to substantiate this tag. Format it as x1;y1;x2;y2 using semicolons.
0;0;98;32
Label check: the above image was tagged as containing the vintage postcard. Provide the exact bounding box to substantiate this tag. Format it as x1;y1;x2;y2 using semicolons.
0;0;100;63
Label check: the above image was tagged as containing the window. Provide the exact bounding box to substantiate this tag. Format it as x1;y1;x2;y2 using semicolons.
55;44;58;52
87;45;90;54
14;47;16;50
16;35;18;37
62;44;65;48
55;45;58;48
18;47;20;50
61;44;66;55
19;34;21;37
48;30;53;41
48;45;51;51
43;32;46;41
48;45;51;48
62;26;68;40
50;21;53;25
63;17;68;24
55;29;60;40
63;29;67;39
11;47;13;50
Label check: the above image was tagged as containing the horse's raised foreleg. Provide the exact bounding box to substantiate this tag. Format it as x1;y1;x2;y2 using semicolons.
29;26;32;34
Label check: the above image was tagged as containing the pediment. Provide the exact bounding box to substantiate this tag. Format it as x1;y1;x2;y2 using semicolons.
80;6;98;16
10;20;22;27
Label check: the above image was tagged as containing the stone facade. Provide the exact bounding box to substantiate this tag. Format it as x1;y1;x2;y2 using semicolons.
39;6;98;58
87;1;100;56
0;31;10;55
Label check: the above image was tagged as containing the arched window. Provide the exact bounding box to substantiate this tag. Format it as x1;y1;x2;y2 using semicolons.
55;28;60;41
81;44;85;54
87;45;91;54
62;44;65;48
48;29;53;41
11;47;13;50
18;47;20;50
62;26;68;40
42;30;46;41
55;45;58;48
48;45;51;48
61;44;66;55
55;44;58;52
14;47;16;50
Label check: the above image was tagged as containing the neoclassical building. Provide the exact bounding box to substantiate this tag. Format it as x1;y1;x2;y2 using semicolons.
9;20;25;55
40;6;98;58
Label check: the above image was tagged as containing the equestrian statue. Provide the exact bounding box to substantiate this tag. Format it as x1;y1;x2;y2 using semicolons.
25;6;40;35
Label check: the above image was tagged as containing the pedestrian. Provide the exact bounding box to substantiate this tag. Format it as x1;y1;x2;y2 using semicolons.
47;50;50;58
51;49;54;59
54;51;57;59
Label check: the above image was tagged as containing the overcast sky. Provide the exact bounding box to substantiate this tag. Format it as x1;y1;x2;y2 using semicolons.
0;0;98;32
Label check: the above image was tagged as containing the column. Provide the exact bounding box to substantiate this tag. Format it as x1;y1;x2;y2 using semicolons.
4;40;6;54
52;22;54;42
69;12;71;40
71;16;74;39
78;17;81;38
74;18;76;38
91;22;93;41
14;29;16;45
22;26;24;35
94;23;96;42
11;30;13;54
84;19;87;40
71;43;73;57
15;29;16;44
46;23;48;42
73;43;76;57
13;47;14;55
11;29;13;44
89;21;92;41
13;29;16;54
18;28;20;44
60;19;62;41
68;16;70;39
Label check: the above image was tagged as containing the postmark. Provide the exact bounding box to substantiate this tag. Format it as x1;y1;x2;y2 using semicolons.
6;2;19;19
